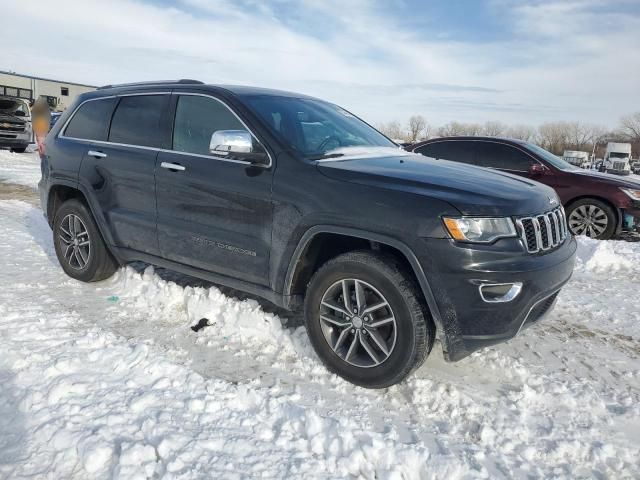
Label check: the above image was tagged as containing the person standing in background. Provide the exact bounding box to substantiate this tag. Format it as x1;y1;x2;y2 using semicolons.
31;96;51;155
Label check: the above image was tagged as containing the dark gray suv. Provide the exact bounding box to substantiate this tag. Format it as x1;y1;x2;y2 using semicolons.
39;80;577;387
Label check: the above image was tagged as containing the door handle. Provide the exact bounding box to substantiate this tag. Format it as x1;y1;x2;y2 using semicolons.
160;162;186;171
88;150;107;159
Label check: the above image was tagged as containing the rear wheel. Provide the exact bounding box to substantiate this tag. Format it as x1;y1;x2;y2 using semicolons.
566;198;616;240
304;251;434;388
11;147;27;153
53;199;119;282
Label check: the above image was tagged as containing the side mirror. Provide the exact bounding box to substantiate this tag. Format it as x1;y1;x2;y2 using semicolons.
209;130;270;166
528;163;547;176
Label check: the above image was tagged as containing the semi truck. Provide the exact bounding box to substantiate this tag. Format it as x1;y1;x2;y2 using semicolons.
562;150;591;169
603;142;632;176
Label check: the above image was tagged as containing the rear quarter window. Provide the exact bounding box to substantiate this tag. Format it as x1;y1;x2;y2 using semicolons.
63;98;117;141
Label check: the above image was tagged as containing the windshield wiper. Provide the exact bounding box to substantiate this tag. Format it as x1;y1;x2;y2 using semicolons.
308;153;345;161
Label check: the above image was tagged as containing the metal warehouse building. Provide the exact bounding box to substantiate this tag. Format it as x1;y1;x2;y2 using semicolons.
0;70;96;112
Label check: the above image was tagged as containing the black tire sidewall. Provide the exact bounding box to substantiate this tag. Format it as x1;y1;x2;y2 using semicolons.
566;199;617;240
304;255;426;388
53;199;115;282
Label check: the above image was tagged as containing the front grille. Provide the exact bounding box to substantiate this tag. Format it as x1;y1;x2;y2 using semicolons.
0;121;25;133
612;161;626;171
516;207;568;254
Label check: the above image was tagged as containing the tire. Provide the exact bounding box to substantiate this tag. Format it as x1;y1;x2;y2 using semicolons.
53;198;119;282
11;147;27;153
303;250;434;388
566;198;617;240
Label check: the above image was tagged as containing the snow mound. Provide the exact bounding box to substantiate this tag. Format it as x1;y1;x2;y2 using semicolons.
575;236;638;273
114;265;299;355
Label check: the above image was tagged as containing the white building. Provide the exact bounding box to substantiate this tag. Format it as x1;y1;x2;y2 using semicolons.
0;70;96;112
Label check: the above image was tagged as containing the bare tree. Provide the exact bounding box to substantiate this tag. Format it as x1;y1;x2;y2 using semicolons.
619;112;640;142
482;121;507;137
537;122;571;155
407;115;427;142
376;121;405;141
437;121;482;137
506;125;537;142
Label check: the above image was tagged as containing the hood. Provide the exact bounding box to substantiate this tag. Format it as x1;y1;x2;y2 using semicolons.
317;152;558;216
570;169;640;188
0;97;29;123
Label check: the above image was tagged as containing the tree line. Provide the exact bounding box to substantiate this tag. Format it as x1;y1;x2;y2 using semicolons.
376;112;640;158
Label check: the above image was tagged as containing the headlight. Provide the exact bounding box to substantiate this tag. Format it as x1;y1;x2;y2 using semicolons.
620;188;640;201
443;216;517;243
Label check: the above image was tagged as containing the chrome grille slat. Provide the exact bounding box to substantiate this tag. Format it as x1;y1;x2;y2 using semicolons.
517;207;568;254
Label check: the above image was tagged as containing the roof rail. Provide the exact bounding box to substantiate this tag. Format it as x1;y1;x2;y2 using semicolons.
97;79;204;90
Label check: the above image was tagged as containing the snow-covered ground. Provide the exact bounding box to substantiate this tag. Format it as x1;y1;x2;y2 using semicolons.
0;147;40;188
1;153;639;478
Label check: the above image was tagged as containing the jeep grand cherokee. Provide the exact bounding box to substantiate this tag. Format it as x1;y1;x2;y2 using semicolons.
39;80;577;388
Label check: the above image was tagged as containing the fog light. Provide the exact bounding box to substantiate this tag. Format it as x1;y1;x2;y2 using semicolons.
479;282;523;303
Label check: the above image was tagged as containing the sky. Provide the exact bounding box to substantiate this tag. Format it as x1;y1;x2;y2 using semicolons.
2;0;639;129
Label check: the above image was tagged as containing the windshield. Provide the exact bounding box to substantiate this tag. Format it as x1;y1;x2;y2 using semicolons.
244;95;396;158
610;152;629;159
526;143;578;171
0;98;30;117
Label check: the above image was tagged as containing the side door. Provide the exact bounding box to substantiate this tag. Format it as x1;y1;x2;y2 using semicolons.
75;93;170;256
155;93;273;287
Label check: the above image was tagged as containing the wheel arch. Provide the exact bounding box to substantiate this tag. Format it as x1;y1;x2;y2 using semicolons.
46;181;121;261
283;226;445;337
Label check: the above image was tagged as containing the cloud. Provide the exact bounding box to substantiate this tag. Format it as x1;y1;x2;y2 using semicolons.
1;0;638;128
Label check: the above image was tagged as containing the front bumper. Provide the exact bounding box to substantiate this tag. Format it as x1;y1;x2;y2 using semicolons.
416;235;577;361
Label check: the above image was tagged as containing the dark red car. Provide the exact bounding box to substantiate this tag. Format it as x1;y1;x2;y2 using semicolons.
410;136;640;239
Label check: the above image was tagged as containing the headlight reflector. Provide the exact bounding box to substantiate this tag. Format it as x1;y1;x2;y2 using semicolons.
620;188;640;201
443;217;517;243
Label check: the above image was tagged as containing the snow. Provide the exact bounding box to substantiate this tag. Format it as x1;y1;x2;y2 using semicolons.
1;152;639;478
0;147;40;188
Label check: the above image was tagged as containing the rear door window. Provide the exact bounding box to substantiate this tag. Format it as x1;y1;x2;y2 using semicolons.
414;141;475;164
64;98;116;141
108;95;169;148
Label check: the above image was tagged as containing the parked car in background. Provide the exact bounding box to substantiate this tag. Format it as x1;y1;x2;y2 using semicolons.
563;150;591;169
603;142;632;176
410;137;640;239
0;95;32;152
39;80;577;388
631;160;640;175
50;112;62;130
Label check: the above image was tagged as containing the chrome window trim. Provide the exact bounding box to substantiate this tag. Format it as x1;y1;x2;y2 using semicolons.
58;91;273;168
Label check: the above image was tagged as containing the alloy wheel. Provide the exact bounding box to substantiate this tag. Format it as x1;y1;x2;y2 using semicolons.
568;205;608;238
319;278;397;368
58;214;91;270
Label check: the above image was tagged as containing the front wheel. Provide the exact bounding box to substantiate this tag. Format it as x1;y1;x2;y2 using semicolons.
566;199;617;240
53;199;119;282
304;251;434;388
11;146;27;153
